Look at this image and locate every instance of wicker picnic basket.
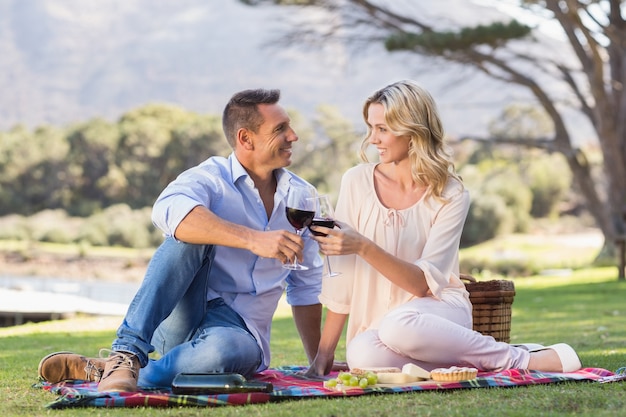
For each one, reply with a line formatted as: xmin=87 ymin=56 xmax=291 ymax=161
xmin=461 ymin=274 xmax=515 ymax=343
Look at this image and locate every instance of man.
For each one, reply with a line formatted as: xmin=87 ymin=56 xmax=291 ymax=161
xmin=38 ymin=89 xmax=324 ymax=392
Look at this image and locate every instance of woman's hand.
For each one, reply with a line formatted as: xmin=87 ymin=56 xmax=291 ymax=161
xmin=310 ymin=220 xmax=369 ymax=257
xmin=304 ymin=351 xmax=337 ymax=378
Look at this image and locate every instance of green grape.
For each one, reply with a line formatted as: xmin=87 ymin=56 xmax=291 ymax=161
xmin=338 ymin=372 xmax=352 ymax=382
xmin=366 ymin=372 xmax=378 ymax=385
xmin=330 ymin=371 xmax=380 ymax=389
xmin=323 ymin=379 xmax=338 ymax=389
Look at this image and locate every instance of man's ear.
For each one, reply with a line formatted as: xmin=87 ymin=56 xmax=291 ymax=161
xmin=237 ymin=128 xmax=254 ymax=150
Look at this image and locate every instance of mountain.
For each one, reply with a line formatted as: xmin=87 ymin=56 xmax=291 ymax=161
xmin=0 ymin=0 xmax=592 ymax=141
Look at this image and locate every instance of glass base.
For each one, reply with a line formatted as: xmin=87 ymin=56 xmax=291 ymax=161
xmin=282 ymin=263 xmax=309 ymax=271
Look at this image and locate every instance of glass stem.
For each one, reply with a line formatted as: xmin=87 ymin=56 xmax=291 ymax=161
xmin=325 ymin=256 xmax=334 ymax=276
xmin=291 ymin=229 xmax=302 ymax=268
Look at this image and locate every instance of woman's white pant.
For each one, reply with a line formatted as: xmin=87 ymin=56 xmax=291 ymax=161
xmin=346 ymin=297 xmax=529 ymax=371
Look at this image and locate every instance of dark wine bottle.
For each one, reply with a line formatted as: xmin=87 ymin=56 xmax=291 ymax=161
xmin=171 ymin=373 xmax=273 ymax=395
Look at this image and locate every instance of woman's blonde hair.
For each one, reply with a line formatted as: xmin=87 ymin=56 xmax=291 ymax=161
xmin=360 ymin=80 xmax=462 ymax=202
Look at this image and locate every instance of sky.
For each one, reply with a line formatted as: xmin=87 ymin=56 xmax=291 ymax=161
xmin=0 ymin=0 xmax=595 ymax=142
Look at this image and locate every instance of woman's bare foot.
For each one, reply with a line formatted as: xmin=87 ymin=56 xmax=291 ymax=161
xmin=527 ymin=343 xmax=582 ymax=373
xmin=528 ymin=349 xmax=563 ymax=372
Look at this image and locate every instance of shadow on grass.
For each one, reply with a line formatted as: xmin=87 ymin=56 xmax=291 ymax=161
xmin=509 ymin=278 xmax=626 ymax=372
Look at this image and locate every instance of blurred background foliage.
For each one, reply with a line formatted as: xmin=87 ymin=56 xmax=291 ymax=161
xmin=0 ymin=102 xmax=594 ymax=258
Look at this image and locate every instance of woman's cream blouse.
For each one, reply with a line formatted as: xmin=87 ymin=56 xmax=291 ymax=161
xmin=319 ymin=163 xmax=472 ymax=343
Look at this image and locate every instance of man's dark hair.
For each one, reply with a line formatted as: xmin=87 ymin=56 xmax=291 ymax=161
xmin=222 ymin=89 xmax=281 ymax=148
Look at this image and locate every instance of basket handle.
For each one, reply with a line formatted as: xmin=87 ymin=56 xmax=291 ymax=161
xmin=460 ymin=273 xmax=476 ymax=283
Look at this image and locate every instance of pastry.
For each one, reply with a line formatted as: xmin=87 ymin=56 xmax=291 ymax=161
xmin=430 ymin=366 xmax=478 ymax=382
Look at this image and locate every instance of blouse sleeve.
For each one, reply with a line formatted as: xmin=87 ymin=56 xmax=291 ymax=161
xmin=416 ymin=183 xmax=470 ymax=299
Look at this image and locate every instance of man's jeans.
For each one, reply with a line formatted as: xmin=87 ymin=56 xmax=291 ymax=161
xmin=111 ymin=237 xmax=262 ymax=388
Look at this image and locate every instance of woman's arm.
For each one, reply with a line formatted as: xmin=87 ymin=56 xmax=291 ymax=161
xmin=305 ymin=310 xmax=348 ymax=376
xmin=313 ymin=223 xmax=430 ymax=297
xmin=356 ymin=235 xmax=431 ymax=296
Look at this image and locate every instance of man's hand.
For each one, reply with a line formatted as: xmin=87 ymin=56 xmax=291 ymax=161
xmin=248 ymin=229 xmax=304 ymax=265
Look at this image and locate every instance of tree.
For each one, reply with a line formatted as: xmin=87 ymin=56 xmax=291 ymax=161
xmin=0 ymin=125 xmax=71 ymax=215
xmin=242 ymin=0 xmax=626 ymax=278
xmin=486 ymin=104 xmax=573 ymax=218
xmin=66 ymin=118 xmax=121 ymax=215
xmin=290 ymin=104 xmax=362 ymax=199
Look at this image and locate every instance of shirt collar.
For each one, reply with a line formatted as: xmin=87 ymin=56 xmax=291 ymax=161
xmin=229 ymin=153 xmax=249 ymax=183
xmin=228 ymin=152 xmax=292 ymax=190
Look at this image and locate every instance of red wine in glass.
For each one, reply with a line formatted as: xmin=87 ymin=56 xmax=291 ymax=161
xmin=283 ymin=185 xmax=316 ymax=270
xmin=286 ymin=208 xmax=315 ymax=231
xmin=309 ymin=218 xmax=335 ymax=237
xmin=311 ymin=195 xmax=341 ymax=277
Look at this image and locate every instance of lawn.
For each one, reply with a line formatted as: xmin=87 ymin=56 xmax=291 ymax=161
xmin=1 ymin=267 xmax=625 ymax=416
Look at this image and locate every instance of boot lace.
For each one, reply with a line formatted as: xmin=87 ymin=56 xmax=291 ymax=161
xmin=98 ymin=348 xmax=139 ymax=379
xmin=84 ymin=358 xmax=104 ymax=381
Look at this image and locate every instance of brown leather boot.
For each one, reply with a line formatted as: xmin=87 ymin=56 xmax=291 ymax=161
xmin=97 ymin=350 xmax=140 ymax=392
xmin=38 ymin=351 xmax=105 ymax=383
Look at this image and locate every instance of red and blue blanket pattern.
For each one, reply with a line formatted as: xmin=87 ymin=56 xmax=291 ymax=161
xmin=38 ymin=366 xmax=618 ymax=409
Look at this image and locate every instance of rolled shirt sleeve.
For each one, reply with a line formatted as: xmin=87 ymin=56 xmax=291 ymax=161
xmin=152 ymin=160 xmax=225 ymax=238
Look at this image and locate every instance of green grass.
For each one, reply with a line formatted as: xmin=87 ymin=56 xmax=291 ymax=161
xmin=1 ymin=268 xmax=625 ymax=416
xmin=459 ymin=230 xmax=606 ymax=277
xmin=0 ymin=239 xmax=154 ymax=259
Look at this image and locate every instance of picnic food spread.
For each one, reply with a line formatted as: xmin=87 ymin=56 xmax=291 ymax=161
xmin=324 ymin=363 xmax=478 ymax=390
xmin=324 ymin=370 xmax=379 ymax=389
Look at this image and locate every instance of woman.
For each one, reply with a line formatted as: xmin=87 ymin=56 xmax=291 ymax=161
xmin=307 ymin=80 xmax=581 ymax=377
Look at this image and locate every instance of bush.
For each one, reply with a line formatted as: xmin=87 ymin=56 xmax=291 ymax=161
xmin=459 ymin=160 xmax=535 ymax=246
xmin=0 ymin=206 xmax=162 ymax=249
xmin=28 ymin=209 xmax=82 ymax=243
xmin=79 ymin=204 xmax=158 ymax=248
xmin=39 ymin=228 xmax=74 ymax=244
xmin=461 ymin=194 xmax=509 ymax=246
xmin=0 ymin=214 xmax=30 ymax=240
xmin=106 ymin=205 xmax=158 ymax=248
xmin=527 ymin=154 xmax=572 ymax=218
xmin=78 ymin=218 xmax=110 ymax=246
xmin=481 ymin=168 xmax=532 ymax=233
xmin=460 ymin=257 xmax=540 ymax=277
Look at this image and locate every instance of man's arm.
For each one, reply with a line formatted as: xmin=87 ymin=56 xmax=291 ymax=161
xmin=291 ymin=303 xmax=323 ymax=364
xmin=174 ymin=205 xmax=304 ymax=263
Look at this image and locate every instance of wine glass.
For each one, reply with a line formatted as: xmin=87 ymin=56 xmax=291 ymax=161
xmin=309 ymin=195 xmax=341 ymax=277
xmin=283 ymin=185 xmax=316 ymax=270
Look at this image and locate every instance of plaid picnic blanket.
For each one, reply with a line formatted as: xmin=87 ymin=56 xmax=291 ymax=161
xmin=37 ymin=366 xmax=619 ymax=409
